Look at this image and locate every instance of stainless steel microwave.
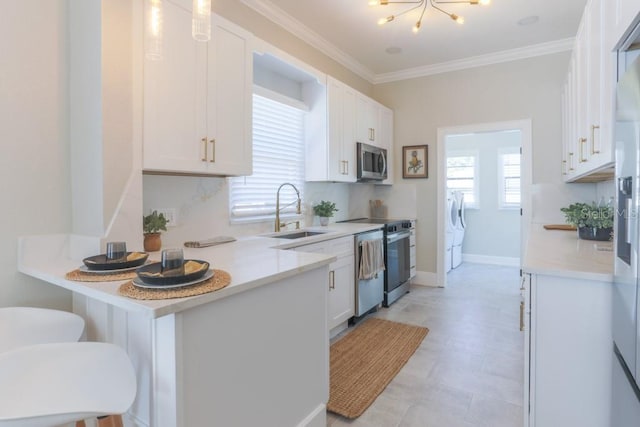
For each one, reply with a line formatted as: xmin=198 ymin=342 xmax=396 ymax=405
xmin=357 ymin=142 xmax=387 ymax=181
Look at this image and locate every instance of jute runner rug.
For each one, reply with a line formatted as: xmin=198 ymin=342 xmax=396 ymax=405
xmin=327 ymin=317 xmax=429 ymax=419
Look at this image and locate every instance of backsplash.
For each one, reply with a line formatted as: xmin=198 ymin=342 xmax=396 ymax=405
xmin=143 ymin=175 xmax=416 ymax=247
xmin=142 ymin=175 xmax=415 ymax=248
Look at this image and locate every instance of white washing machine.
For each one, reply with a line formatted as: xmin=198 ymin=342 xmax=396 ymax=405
xmin=452 ymin=191 xmax=465 ymax=269
xmin=445 ymin=191 xmax=457 ymax=273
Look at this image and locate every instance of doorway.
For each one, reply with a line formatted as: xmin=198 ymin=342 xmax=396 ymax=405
xmin=436 ymin=120 xmax=532 ymax=287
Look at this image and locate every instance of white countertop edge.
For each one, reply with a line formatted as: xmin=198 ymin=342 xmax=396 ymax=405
xmin=522 ymin=224 xmax=614 ymax=283
xmin=18 ymin=233 xmax=338 ymax=318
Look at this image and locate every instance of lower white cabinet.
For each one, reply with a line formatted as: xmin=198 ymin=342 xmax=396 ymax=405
xmin=291 ymin=235 xmax=355 ymax=334
xmin=522 ymin=272 xmax=612 ymax=427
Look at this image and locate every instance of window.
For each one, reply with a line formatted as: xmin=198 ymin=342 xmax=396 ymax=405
xmin=498 ymin=148 xmax=521 ymax=208
xmin=228 ymin=92 xmax=305 ymax=223
xmin=446 ymin=152 xmax=478 ymax=208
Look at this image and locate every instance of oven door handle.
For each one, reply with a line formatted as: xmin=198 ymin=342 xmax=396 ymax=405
xmin=386 ymin=230 xmax=410 ymax=244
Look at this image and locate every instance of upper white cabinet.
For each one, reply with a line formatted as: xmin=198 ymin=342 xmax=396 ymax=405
xmin=562 ymin=0 xmax=616 ymax=182
xmin=143 ymin=4 xmax=253 ymax=176
xmin=327 ymin=76 xmax=357 ymax=182
xmin=306 ymin=76 xmax=394 ymax=184
xmin=379 ymin=105 xmax=394 ymax=185
xmin=356 ymin=95 xmax=380 ymax=146
xmin=608 ymin=0 xmax=640 ymax=50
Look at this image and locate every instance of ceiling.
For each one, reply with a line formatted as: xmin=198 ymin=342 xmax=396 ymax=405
xmin=242 ymin=0 xmax=588 ymax=83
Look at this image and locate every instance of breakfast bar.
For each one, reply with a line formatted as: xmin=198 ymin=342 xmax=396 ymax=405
xmin=18 ymin=233 xmax=343 ymax=427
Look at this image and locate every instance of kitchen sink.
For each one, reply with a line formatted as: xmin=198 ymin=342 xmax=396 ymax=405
xmin=270 ymin=231 xmax=328 ymax=239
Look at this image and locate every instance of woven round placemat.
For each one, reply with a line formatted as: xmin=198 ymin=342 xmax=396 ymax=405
xmin=65 ymin=269 xmax=138 ymax=282
xmin=118 ymin=269 xmax=231 ymax=300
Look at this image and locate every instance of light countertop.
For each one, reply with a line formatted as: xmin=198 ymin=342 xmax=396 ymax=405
xmin=18 ymin=223 xmax=383 ymax=318
xmin=523 ymin=224 xmax=614 ymax=282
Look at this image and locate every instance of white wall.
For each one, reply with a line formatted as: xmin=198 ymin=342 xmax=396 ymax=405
xmin=373 ymin=52 xmax=599 ymax=274
xmin=0 ymin=1 xmax=72 ymax=308
xmin=447 ymin=131 xmax=521 ymax=258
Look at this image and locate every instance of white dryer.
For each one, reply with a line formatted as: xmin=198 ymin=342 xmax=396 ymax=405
xmin=452 ymin=191 xmax=465 ymax=269
xmin=445 ymin=191 xmax=457 ymax=273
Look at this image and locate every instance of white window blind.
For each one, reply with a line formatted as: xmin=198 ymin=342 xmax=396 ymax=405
xmin=499 ymin=149 xmax=521 ymax=208
xmin=447 ymin=154 xmax=478 ymax=208
xmin=229 ymin=93 xmax=305 ymax=223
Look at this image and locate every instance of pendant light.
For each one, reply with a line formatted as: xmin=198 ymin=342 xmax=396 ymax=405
xmin=145 ymin=0 xmax=163 ymax=60
xmin=192 ymin=0 xmax=212 ymax=42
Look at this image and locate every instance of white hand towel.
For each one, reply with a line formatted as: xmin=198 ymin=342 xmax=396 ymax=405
xmin=359 ymin=239 xmax=385 ymax=280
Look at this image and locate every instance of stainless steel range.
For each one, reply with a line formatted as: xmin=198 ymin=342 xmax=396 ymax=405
xmin=341 ymin=218 xmax=412 ymax=307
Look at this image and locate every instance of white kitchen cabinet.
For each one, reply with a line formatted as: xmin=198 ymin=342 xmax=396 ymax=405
xmin=305 ymin=77 xmax=357 ymax=183
xmin=379 ymin=105 xmax=394 ymax=185
xmin=562 ymin=0 xmax=616 ymax=181
xmin=522 ymin=272 xmax=612 ymax=427
xmin=306 ymin=77 xmax=394 ymax=184
xmin=291 ymin=235 xmax=355 ymax=335
xmin=327 ymin=77 xmax=357 ymax=182
xmin=143 ymin=4 xmax=252 ymax=176
xmin=356 ymin=94 xmax=380 ymax=146
xmin=609 ymin=0 xmax=640 ymax=50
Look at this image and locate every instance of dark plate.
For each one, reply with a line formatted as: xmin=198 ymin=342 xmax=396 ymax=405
xmin=135 ymin=260 xmax=210 ymax=286
xmin=82 ymin=252 xmax=149 ymax=271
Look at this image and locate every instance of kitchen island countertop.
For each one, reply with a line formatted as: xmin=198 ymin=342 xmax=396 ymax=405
xmin=523 ymin=223 xmax=614 ymax=282
xmin=18 ymin=223 xmax=383 ymax=318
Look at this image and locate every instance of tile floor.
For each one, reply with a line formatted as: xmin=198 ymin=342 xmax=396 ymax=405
xmin=327 ymin=262 xmax=524 ymax=427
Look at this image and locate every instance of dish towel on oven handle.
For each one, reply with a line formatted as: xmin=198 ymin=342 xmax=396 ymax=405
xmin=359 ymin=239 xmax=385 ymax=280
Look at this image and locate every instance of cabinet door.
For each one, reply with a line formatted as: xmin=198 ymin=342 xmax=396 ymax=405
xmin=143 ymin=0 xmax=208 ymax=174
xmin=356 ymin=95 xmax=379 ymax=145
xmin=206 ymin=16 xmax=253 ymax=176
xmin=611 ymin=0 xmax=640 ymax=49
xmin=326 ymin=78 xmax=356 ymax=182
xmin=328 ymin=252 xmax=355 ymax=330
xmin=379 ymin=106 xmax=394 ymax=185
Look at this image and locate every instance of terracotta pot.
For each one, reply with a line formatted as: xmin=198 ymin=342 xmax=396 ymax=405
xmin=143 ymin=233 xmax=162 ymax=252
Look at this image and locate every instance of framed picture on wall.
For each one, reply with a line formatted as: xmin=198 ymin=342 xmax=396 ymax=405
xmin=403 ymin=145 xmax=428 ymax=179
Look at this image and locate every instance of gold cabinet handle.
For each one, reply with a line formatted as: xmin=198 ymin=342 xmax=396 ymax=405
xmin=520 ymin=301 xmax=525 ymax=332
xmin=591 ymin=125 xmax=600 ymax=155
xmin=209 ymin=138 xmax=216 ymax=163
xmin=579 ymin=137 xmax=587 ymax=163
xmin=329 ymin=270 xmax=335 ymax=290
xmin=562 ymin=160 xmax=567 ymax=176
xmin=201 ymin=137 xmax=207 ymax=162
xmin=568 ymin=152 xmax=575 ymax=171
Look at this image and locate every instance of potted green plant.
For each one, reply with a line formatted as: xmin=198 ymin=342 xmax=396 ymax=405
xmin=313 ymin=200 xmax=338 ymax=226
xmin=560 ymin=202 xmax=613 ymax=241
xmin=143 ymin=210 xmax=168 ymax=251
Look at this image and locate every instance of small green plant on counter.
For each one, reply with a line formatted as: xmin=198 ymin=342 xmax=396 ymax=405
xmin=143 ymin=210 xmax=168 ymax=234
xmin=560 ymin=202 xmax=614 ymax=229
xmin=313 ymin=200 xmax=339 ymax=218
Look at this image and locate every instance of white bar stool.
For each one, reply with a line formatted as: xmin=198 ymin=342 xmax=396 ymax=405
xmin=0 ymin=342 xmax=137 ymax=427
xmin=0 ymin=307 xmax=85 ymax=353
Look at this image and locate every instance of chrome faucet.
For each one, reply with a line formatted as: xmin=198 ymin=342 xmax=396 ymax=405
xmin=275 ymin=183 xmax=301 ymax=232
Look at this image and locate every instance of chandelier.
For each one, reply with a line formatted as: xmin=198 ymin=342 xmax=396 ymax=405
xmin=369 ymin=0 xmax=490 ymax=33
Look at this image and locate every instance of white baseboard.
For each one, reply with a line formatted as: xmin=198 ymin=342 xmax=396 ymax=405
xmin=462 ymin=254 xmax=520 ymax=267
xmin=297 ymin=403 xmax=326 ymax=427
xmin=411 ymin=271 xmax=439 ymax=287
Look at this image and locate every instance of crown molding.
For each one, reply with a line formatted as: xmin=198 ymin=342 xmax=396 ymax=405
xmin=372 ymin=38 xmax=575 ymax=84
xmin=240 ymin=0 xmax=574 ymax=86
xmin=241 ymin=0 xmax=376 ymax=83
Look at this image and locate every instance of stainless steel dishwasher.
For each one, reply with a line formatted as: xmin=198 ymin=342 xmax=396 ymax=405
xmin=354 ymin=229 xmax=385 ymax=317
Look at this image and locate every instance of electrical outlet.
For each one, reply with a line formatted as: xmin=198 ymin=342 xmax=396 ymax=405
xmin=154 ymin=208 xmax=177 ymax=227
